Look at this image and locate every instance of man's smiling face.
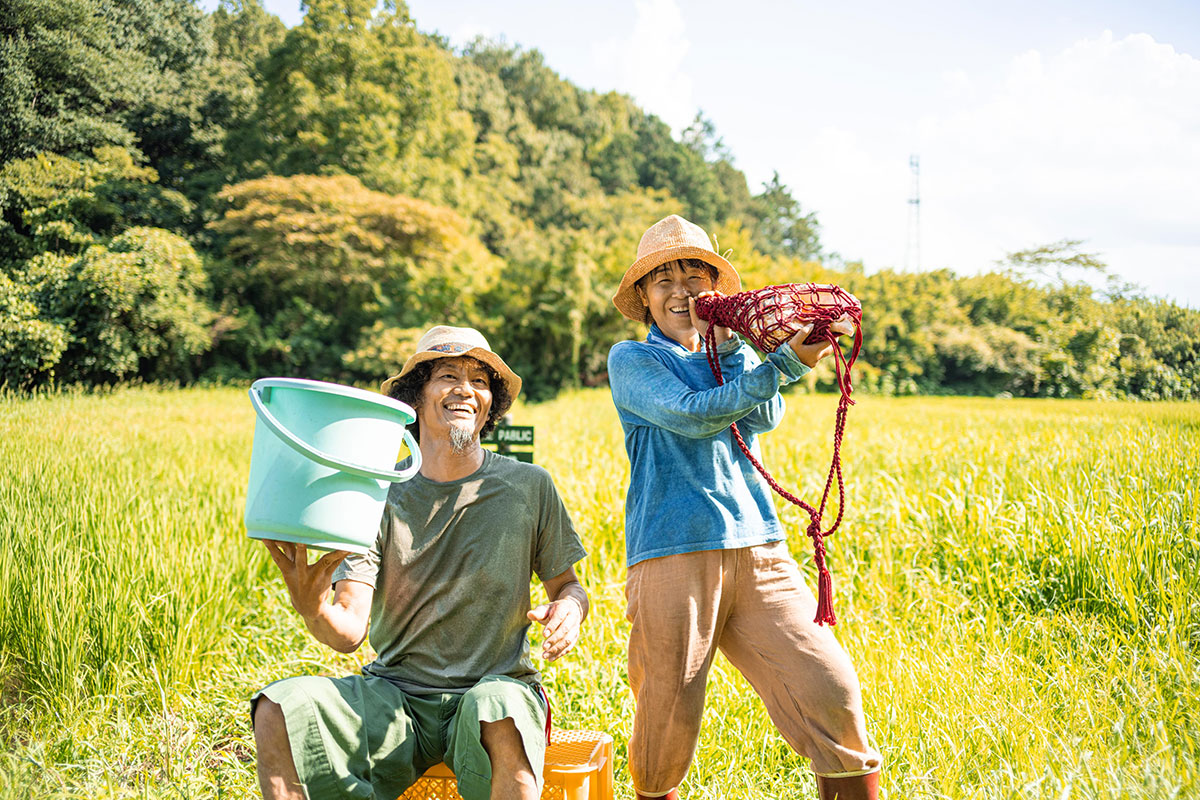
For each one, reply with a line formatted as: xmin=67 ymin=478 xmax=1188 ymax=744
xmin=415 ymin=356 xmax=493 ymax=451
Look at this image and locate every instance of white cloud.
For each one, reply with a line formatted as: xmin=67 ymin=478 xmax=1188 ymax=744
xmin=591 ymin=0 xmax=695 ymax=132
xmin=446 ymin=23 xmax=497 ymax=47
xmin=940 ymin=67 xmax=971 ymax=96
xmin=261 ymin=0 xmax=303 ymax=28
xmin=783 ymin=31 xmax=1200 ymax=306
xmin=912 ymin=31 xmax=1200 ymax=303
xmin=791 ymin=127 xmax=912 ymax=268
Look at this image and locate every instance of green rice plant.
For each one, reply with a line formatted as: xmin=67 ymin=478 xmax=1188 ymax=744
xmin=1 ymin=388 xmax=1196 ymax=798
xmin=0 ymin=388 xmax=265 ymax=712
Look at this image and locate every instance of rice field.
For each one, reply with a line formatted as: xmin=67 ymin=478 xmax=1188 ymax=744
xmin=1 ymin=386 xmax=1197 ymax=799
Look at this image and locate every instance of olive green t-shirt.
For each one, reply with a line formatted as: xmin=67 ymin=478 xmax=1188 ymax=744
xmin=332 ymin=450 xmax=586 ymax=694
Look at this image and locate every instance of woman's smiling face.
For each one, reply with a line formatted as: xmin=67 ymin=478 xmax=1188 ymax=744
xmin=637 ymin=260 xmax=717 ymax=346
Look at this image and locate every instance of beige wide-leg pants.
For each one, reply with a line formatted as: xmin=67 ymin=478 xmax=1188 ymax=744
xmin=625 ymin=541 xmax=882 ymax=795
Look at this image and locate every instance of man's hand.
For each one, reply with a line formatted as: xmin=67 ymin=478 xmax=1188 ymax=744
xmin=689 ymin=291 xmax=731 ymax=347
xmin=787 ymin=314 xmax=856 ymax=368
xmin=263 ymin=540 xmax=349 ymax=622
xmin=529 ymin=566 xmax=588 ymax=662
xmin=527 ymin=596 xmax=584 ymax=662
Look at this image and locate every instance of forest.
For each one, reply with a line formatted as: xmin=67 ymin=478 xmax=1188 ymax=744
xmin=2 ymin=0 xmax=1197 ymax=400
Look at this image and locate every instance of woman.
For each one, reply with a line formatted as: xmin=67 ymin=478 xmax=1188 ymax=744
xmin=607 ymin=215 xmax=882 ymax=799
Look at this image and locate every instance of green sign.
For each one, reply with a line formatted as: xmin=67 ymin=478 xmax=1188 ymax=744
xmin=483 ymin=425 xmax=534 ymax=445
xmin=482 ymin=424 xmax=534 ymax=464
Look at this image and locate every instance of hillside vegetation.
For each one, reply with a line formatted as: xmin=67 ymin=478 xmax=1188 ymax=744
xmin=1 ymin=0 xmax=1196 ymax=399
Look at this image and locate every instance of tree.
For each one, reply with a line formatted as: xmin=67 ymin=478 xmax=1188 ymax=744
xmin=0 ymin=0 xmax=284 ymax=236
xmin=0 ymin=269 xmax=68 ymax=388
xmin=54 ymin=228 xmax=212 ymax=384
xmin=0 ymin=147 xmax=192 ymax=266
xmin=1110 ymin=297 xmax=1200 ymax=400
xmin=681 ymin=112 xmax=755 ymax=228
xmin=633 ymin=114 xmax=724 ymax=227
xmin=129 ymin=0 xmax=290 ymax=225
xmin=0 ymin=0 xmax=143 ymax=163
xmin=211 ymin=0 xmax=286 ymax=67
xmin=0 ymin=146 xmax=211 ymax=388
xmin=993 ymin=241 xmax=1120 ymax=397
xmin=251 ymin=0 xmax=474 ymax=206
xmin=2 ymin=228 xmax=211 ymax=388
xmin=208 ymin=173 xmax=499 ymax=379
xmin=457 ymin=40 xmax=604 ymax=230
xmin=751 ymin=171 xmax=822 ymax=260
xmin=1001 ymin=239 xmax=1109 ymax=286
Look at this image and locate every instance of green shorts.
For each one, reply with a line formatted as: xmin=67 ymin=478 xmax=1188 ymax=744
xmin=251 ymin=673 xmax=548 ymax=800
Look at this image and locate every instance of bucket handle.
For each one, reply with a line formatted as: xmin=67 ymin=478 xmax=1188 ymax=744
xmin=249 ymin=385 xmax=422 ymax=483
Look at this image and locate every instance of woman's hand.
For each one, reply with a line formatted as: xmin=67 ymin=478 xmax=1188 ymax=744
xmin=787 ymin=314 xmax=856 ymax=368
xmin=264 ymin=540 xmax=349 ymax=622
xmin=688 ymin=291 xmax=731 ymax=348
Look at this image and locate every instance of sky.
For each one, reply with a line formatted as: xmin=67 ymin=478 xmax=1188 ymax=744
xmin=204 ymin=0 xmax=1200 ymax=308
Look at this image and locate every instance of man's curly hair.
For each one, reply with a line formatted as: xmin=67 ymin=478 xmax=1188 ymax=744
xmin=385 ymin=357 xmax=512 ymax=443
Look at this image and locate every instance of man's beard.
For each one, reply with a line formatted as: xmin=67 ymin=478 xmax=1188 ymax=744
xmin=448 ymin=422 xmax=476 ymax=454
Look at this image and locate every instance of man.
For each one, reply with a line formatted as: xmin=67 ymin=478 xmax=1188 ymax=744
xmin=252 ymin=325 xmax=589 ymax=800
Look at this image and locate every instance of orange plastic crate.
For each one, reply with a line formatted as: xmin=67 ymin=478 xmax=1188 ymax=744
xmin=398 ymin=729 xmax=614 ymax=800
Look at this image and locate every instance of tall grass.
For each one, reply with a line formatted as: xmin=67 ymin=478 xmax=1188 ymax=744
xmin=1 ymin=387 xmax=1196 ymax=798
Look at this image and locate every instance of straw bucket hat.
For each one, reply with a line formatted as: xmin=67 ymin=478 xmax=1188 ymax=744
xmin=612 ymin=214 xmax=742 ymax=322
xmin=380 ymin=325 xmax=522 ymax=407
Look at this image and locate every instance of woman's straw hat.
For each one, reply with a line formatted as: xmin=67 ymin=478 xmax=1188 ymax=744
xmin=380 ymin=325 xmax=522 ymax=407
xmin=612 ymin=214 xmax=742 ymax=322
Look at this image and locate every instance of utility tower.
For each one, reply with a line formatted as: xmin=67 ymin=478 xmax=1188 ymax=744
xmin=905 ymin=154 xmax=921 ymax=271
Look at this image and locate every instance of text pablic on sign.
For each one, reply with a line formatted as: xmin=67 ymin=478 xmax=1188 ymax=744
xmin=488 ymin=426 xmax=533 ymax=445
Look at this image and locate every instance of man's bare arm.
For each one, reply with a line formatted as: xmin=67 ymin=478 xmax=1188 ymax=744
xmin=263 ymin=541 xmax=373 ymax=653
xmin=301 ymin=578 xmax=372 ymax=652
xmin=528 ymin=566 xmax=588 ymax=662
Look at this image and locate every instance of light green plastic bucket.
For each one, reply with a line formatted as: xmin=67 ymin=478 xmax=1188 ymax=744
xmin=245 ymin=377 xmax=422 ymax=554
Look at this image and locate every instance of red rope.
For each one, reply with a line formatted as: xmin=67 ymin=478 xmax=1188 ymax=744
xmin=694 ymin=284 xmax=863 ymax=626
xmin=538 ymin=684 xmax=552 ymax=741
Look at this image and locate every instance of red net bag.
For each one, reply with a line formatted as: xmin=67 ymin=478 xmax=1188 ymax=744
xmin=694 ymin=283 xmax=863 ymax=625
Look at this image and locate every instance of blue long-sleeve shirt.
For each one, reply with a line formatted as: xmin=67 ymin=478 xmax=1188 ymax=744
xmin=608 ymin=325 xmax=811 ymax=566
